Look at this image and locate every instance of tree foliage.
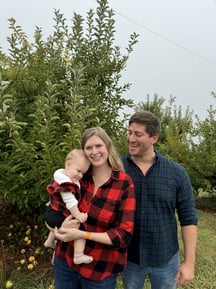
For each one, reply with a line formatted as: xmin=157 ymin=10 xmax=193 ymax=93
xmin=0 ymin=0 xmax=215 ymax=215
xmin=193 ymin=105 xmax=216 ymax=190
xmin=0 ymin=0 xmax=138 ymax=213
xmin=133 ymin=94 xmax=216 ymax=192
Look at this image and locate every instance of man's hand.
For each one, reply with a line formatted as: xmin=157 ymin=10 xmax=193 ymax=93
xmin=175 ymin=262 xmax=195 ymax=286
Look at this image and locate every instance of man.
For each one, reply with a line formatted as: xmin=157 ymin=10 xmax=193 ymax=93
xmin=121 ymin=111 xmax=198 ymax=289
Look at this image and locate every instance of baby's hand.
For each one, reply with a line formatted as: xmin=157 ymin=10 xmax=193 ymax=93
xmin=62 ymin=215 xmax=80 ymax=229
xmin=76 ymin=212 xmax=88 ymax=223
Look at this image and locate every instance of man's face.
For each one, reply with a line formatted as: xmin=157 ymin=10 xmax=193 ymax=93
xmin=126 ymin=122 xmax=158 ymax=157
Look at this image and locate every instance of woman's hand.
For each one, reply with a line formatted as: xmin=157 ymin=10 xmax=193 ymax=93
xmin=61 ymin=215 xmax=80 ymax=229
xmin=54 ymin=227 xmax=83 ymax=242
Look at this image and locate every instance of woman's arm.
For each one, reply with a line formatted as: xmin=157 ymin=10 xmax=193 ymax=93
xmin=54 ymin=226 xmax=112 ymax=245
xmin=55 ymin=215 xmax=112 ymax=245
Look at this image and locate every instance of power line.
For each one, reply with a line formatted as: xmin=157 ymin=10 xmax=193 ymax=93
xmin=114 ymin=10 xmax=216 ymax=68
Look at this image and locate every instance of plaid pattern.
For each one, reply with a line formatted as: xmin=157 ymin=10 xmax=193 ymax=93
xmin=55 ymin=169 xmax=135 ymax=280
xmin=47 ymin=179 xmax=80 ymax=218
xmin=122 ymin=152 xmax=198 ymax=267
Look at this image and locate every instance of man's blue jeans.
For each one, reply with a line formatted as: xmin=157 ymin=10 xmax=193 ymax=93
xmin=121 ymin=252 xmax=179 ymax=289
xmin=54 ymin=255 xmax=117 ymax=289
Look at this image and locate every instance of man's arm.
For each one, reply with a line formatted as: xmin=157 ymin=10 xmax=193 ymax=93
xmin=176 ymin=224 xmax=197 ymax=286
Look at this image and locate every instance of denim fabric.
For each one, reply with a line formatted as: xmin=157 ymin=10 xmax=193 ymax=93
xmin=121 ymin=252 xmax=179 ymax=289
xmin=54 ymin=256 xmax=117 ymax=289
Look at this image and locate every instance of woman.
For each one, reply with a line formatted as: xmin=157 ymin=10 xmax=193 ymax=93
xmin=54 ymin=127 xmax=136 ymax=289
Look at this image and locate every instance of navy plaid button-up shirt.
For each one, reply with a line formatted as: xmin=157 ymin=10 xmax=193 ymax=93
xmin=122 ymin=152 xmax=198 ymax=267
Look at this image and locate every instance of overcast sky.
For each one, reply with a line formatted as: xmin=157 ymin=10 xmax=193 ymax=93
xmin=1 ymin=0 xmax=216 ymax=119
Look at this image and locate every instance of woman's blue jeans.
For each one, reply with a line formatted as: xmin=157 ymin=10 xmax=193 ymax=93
xmin=54 ymin=255 xmax=117 ymax=289
xmin=121 ymin=252 xmax=179 ymax=289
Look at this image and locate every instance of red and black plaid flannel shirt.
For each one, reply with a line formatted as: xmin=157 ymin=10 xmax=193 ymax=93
xmin=55 ymin=169 xmax=135 ymax=280
xmin=47 ymin=179 xmax=80 ymax=217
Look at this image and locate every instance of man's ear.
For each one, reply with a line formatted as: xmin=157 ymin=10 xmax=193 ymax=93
xmin=151 ymin=134 xmax=159 ymax=145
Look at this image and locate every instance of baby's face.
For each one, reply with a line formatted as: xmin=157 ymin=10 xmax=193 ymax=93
xmin=67 ymin=159 xmax=90 ymax=181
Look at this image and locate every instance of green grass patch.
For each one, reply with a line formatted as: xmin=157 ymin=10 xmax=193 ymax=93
xmin=1 ymin=209 xmax=215 ymax=289
xmin=117 ymin=209 xmax=216 ymax=289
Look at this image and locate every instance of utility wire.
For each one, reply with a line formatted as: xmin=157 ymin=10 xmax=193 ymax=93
xmin=114 ymin=10 xmax=216 ymax=68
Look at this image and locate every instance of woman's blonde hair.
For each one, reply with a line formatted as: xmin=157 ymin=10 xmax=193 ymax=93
xmin=81 ymin=127 xmax=124 ymax=171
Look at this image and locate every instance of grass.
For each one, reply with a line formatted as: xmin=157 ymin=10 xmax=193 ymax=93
xmin=0 ymin=204 xmax=216 ymax=289
xmin=116 ymin=209 xmax=216 ymax=289
xmin=188 ymin=209 xmax=216 ymax=289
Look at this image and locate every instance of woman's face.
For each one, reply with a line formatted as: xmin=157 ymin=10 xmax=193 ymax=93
xmin=83 ymin=135 xmax=109 ymax=167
